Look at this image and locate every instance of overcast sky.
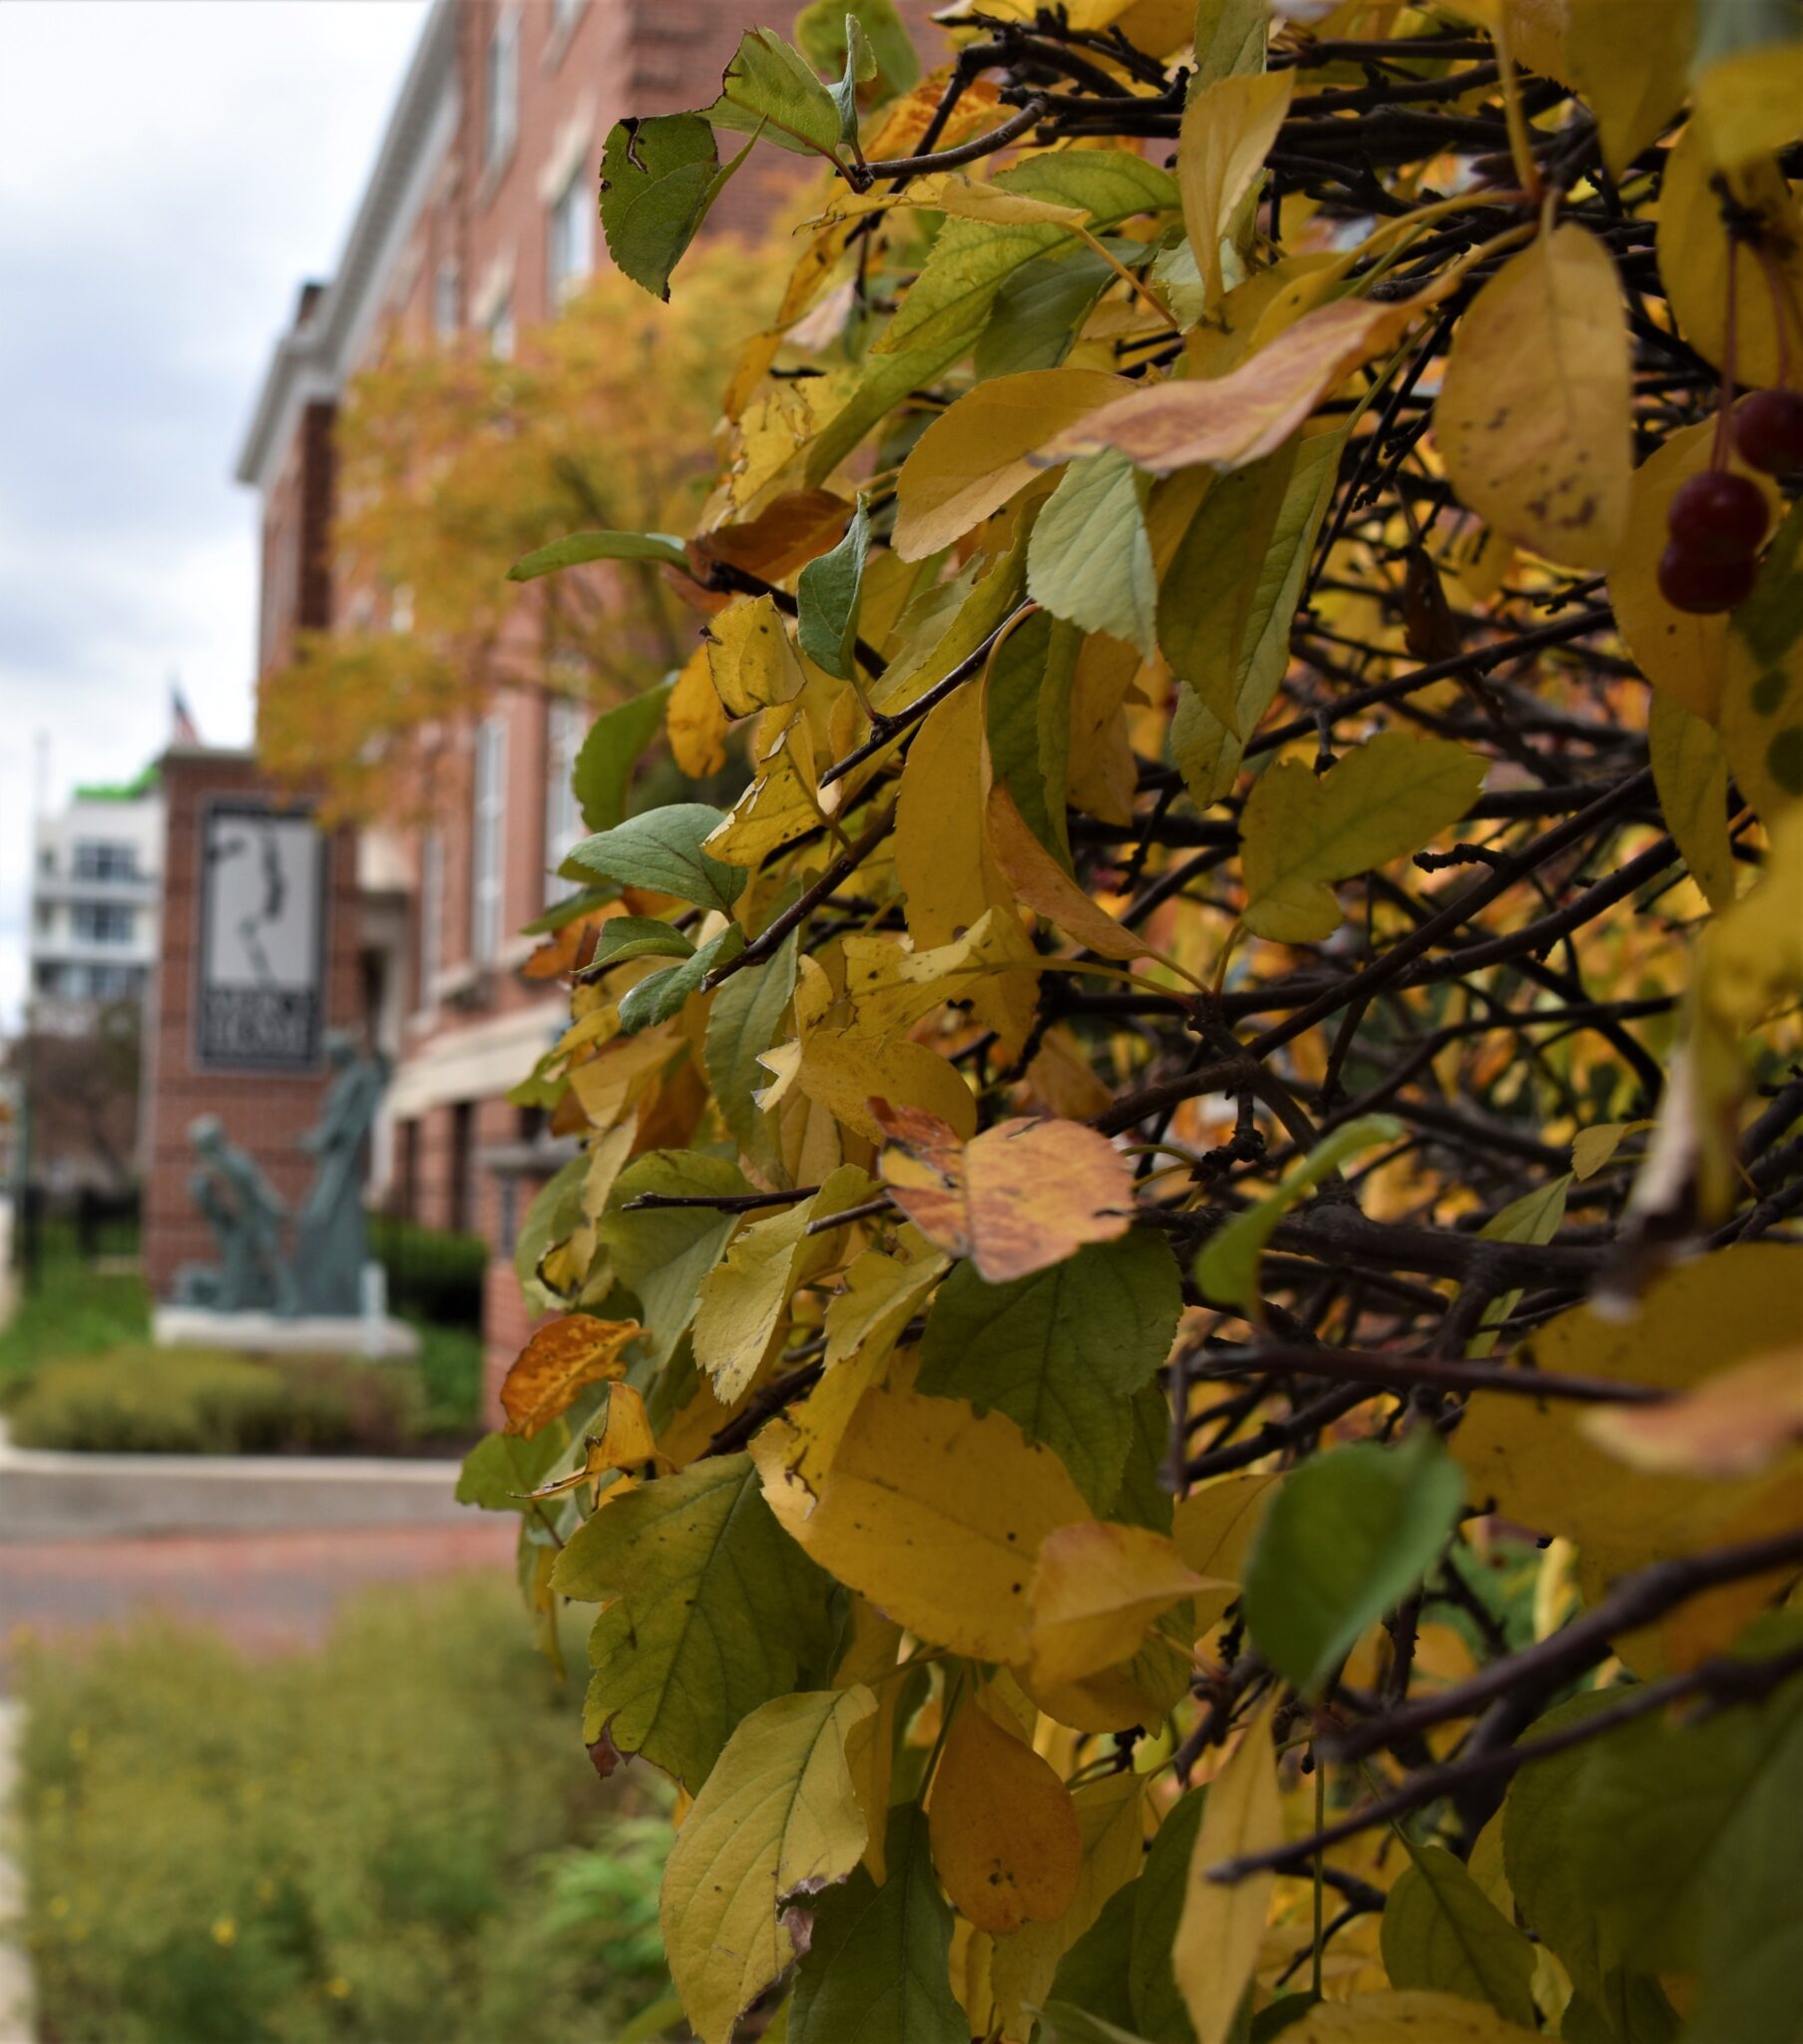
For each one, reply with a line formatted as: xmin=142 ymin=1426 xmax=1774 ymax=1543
xmin=0 ymin=0 xmax=430 ymax=1028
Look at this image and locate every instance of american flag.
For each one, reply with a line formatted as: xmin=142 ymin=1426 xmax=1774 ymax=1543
xmin=170 ymin=681 xmax=201 ymax=747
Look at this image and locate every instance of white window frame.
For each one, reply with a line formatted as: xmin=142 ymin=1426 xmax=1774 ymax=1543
xmin=485 ymin=291 xmax=516 ymax=361
xmin=418 ymin=828 xmax=443 ymax=1008
xmin=471 ymin=715 xmax=508 ymax=964
xmin=544 ymin=698 xmax=587 ymax=905
xmin=547 ymin=163 xmax=594 ymax=310
xmin=484 ymin=9 xmax=519 ymax=178
xmin=432 ymin=257 xmax=460 ymax=341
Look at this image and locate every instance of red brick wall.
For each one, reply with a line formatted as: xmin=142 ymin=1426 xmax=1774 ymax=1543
xmin=141 ymin=753 xmax=363 ymax=1301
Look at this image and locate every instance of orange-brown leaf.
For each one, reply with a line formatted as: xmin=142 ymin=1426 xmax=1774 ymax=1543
xmin=500 ymin=1315 xmax=643 ymax=1437
xmin=928 ymin=1701 xmax=1082 ymax=1935
xmin=1581 ymin=1347 xmax=1803 ymax=1479
xmin=873 ymin=1101 xmax=1134 ymax=1282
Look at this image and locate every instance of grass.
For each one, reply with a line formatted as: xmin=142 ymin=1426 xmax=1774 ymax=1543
xmin=15 ymin=1576 xmax=685 ymax=2044
xmin=0 ymin=1233 xmax=150 ymax=1380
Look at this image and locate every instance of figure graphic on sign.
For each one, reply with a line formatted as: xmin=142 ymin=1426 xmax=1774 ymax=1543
xmin=174 ymin=1115 xmax=299 ymax=1315
xmin=207 ymin=816 xmax=287 ymax=986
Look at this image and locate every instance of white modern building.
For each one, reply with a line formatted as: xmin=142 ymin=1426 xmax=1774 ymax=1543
xmin=28 ymin=768 xmax=165 ymax=1032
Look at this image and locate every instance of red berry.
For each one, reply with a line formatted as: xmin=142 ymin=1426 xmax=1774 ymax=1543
xmin=1734 ymin=387 xmax=1803 ymax=476
xmin=1666 ymin=469 xmax=1769 ymax=561
xmin=1657 ymin=541 xmax=1760 ymax=615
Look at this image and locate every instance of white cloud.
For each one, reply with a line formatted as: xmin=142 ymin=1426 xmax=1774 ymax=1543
xmin=0 ymin=0 xmax=429 ymax=1032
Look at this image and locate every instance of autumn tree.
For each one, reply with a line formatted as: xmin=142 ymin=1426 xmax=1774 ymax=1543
xmin=258 ymin=240 xmax=775 ymax=817
xmin=460 ymin=3 xmax=1803 ymax=2040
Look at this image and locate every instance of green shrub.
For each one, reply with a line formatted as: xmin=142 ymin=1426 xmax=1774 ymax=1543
xmin=4 ymin=1347 xmax=426 ymax=1455
xmin=15 ymin=1577 xmax=679 ymax=2043
xmin=406 ymin=1316 xmax=486 ymax=1437
xmin=0 ymin=1233 xmax=149 ymax=1381
xmin=369 ymin=1215 xmax=489 ymax=1328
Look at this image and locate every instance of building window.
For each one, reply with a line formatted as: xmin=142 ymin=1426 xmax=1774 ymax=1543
xmin=71 ymin=902 xmax=135 ymax=946
xmin=484 ymin=10 xmax=519 ymax=177
xmin=450 ymin=1100 xmax=476 ymax=1235
xmin=543 ymin=697 xmax=587 ymax=905
xmin=548 ymin=165 xmax=594 ymax=310
xmin=484 ymin=291 xmax=515 ymax=360
xmin=418 ymin=828 xmax=443 ymax=1007
xmin=433 ymin=257 xmax=460 ymax=340
xmin=72 ymin=841 xmax=138 ymax=882
xmin=471 ymin=715 xmax=508 ymax=964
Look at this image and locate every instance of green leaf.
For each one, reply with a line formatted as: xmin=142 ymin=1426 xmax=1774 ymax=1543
xmin=600 ymin=1150 xmax=753 ymax=1359
xmin=916 ymin=1232 xmax=1184 ymax=1511
xmin=705 ymin=927 xmax=800 ymax=1182
xmin=977 ymin=244 xmax=1118 ymax=380
xmin=553 ymin=1453 xmax=837 ymax=1789
xmin=1238 ymin=734 xmax=1489 ymax=942
xmin=568 ymin=802 xmax=746 ymax=912
xmin=508 ymin=528 xmax=688 ymax=580
xmin=709 ymin=27 xmax=846 ymax=161
xmin=1240 ymin=1431 xmax=1465 ymax=1695
xmin=1462 ymin=1175 xmax=1572 ymax=1358
xmin=513 ymin=1153 xmax=589 ymax=1307
xmin=827 ymin=15 xmax=875 ymax=151
xmin=795 ymin=0 xmax=920 ymax=103
xmin=617 ymin=923 xmax=746 ymax=1035
xmin=660 ymin=1686 xmax=875 ymax=2044
xmin=1041 ymin=2006 xmax=1160 ymax=2044
xmin=1158 ymin=431 xmax=1345 ymax=741
xmin=1169 ymin=680 xmax=1245 ymax=812
xmin=455 ymin=1423 xmax=571 ymax=1511
xmin=1195 ymin=1114 xmax=1404 ymax=1320
xmin=1569 ymin=1620 xmax=1803 ymax=2044
xmin=586 ymin=915 xmax=696 ymax=970
xmin=797 ymin=499 xmax=870 ymax=681
xmin=1380 ymin=1843 xmax=1539 ymax=2027
xmin=1114 ymin=1377 xmax=1177 ymax=1535
xmin=789 ymin=1803 xmax=965 ymax=2044
xmin=1052 ymin=1878 xmax=1142 ymax=2033
xmin=1129 ymin=1786 xmax=1205 ymax=2042
xmin=987 ymin=609 xmax=1081 ymax=868
xmin=1029 ymin=449 xmax=1159 ymax=660
xmin=599 ymin=115 xmax=740 ymax=301
xmin=1248 ymin=1997 xmax=1318 ymax=2042
xmin=1191 ymin=0 xmax=1269 ymax=89
xmin=572 ymin=681 xmax=675 ymax=833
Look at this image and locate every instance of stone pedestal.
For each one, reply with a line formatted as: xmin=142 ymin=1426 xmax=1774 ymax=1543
xmin=151 ymin=1305 xmax=419 ymax=1359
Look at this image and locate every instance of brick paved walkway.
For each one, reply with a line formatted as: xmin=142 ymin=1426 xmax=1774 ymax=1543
xmin=0 ymin=1519 xmax=516 ymax=1681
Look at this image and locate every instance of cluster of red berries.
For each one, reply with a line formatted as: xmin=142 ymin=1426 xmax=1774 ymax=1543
xmin=1658 ymin=388 xmax=1803 ymax=615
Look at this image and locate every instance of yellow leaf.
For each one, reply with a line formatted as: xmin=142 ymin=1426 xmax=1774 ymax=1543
xmin=703 ymin=717 xmax=826 ymax=868
xmin=1570 ymin=1119 xmax=1654 ymax=1182
xmin=568 ymin=1029 xmax=679 ymax=1132
xmin=1028 ymin=1521 xmax=1217 ymax=1689
xmin=1172 ymin=1468 xmax=1283 ymax=1632
xmin=1610 ymin=419 xmax=1786 ymax=723
xmin=1239 ymin=735 xmax=1488 ymax=942
xmin=1454 ymin=1245 xmax=1803 ymax=1590
xmin=1045 ymin=292 xmax=1428 ymax=474
xmin=499 ymin=1314 xmax=642 ymax=1437
xmin=1720 ymin=509 xmax=1803 ymax=824
xmin=659 ymin=1686 xmax=875 ymax=2044
xmin=874 ymin=1101 xmax=1135 ymax=1281
xmin=1173 ymin=1695 xmax=1284 ymax=2044
xmin=826 ymin=1229 xmax=951 ymax=1371
xmin=842 ymin=907 xmax=1043 ymax=1050
xmin=894 ymin=368 xmax=1128 ymax=562
xmin=1656 ymin=125 xmax=1803 ymax=389
xmin=929 ymin=1699 xmax=1083 ymax=1934
xmin=1648 ymin=694 xmax=1738 ymax=912
xmin=896 ymin=680 xmax=1013 ymax=951
xmin=1581 ymin=1346 xmax=1803 ymax=1478
xmin=1178 ymin=69 xmax=1295 ymax=303
xmin=1279 ymin=1990 xmax=1546 ymax=2042
xmin=693 ymin=1164 xmax=872 ymax=1403
xmin=1436 ymin=225 xmax=1631 ymax=570
xmin=1567 ymin=0 xmax=1693 ymax=178
xmin=987 ymin=779 xmax=1150 ymax=962
xmin=1694 ymin=35 xmax=1803 ymax=173
xmin=751 ymin=1382 xmax=1092 ymax=1662
xmin=1700 ymin=804 xmax=1803 ymax=1034
xmin=666 ymin=637 xmax=731 ymax=772
xmin=797 ymin=1025 xmax=978 ymax=1144
xmin=704 ymin=594 xmax=807 ymax=718
xmin=515 ymin=1384 xmax=665 ymax=1498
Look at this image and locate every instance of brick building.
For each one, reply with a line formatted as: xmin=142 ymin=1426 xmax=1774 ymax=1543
xmin=234 ymin=0 xmax=894 ymax=1388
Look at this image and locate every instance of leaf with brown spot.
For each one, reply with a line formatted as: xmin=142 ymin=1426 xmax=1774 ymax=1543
xmin=873 ymin=1101 xmax=1135 ymax=1281
xmin=929 ymin=1698 xmax=1083 ymax=1935
xmin=500 ymin=1314 xmax=643 ymax=1437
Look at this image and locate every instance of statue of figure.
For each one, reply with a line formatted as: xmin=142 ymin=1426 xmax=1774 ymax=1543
xmin=182 ymin=1115 xmax=298 ymax=1314
xmin=293 ymin=1032 xmax=388 ymax=1316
